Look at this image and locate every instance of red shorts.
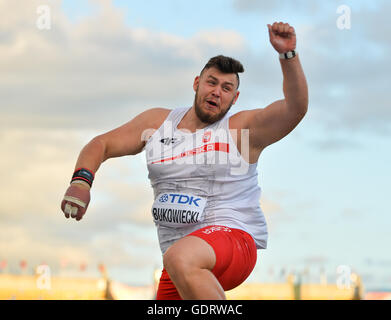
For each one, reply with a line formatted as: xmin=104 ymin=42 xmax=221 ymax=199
xmin=156 ymin=225 xmax=257 ymax=300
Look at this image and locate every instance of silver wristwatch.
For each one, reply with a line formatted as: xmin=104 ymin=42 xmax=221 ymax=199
xmin=279 ymin=50 xmax=297 ymax=59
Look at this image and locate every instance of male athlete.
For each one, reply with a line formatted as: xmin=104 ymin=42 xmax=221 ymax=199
xmin=61 ymin=22 xmax=308 ymax=300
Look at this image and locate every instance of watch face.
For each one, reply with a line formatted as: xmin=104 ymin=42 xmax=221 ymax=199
xmin=280 ymin=50 xmax=296 ymax=59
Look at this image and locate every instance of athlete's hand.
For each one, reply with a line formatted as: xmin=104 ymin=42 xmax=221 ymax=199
xmin=61 ymin=182 xmax=91 ymax=221
xmin=267 ymin=22 xmax=296 ymax=53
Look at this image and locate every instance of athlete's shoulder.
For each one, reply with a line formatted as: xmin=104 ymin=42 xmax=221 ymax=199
xmin=139 ymin=107 xmax=172 ymax=128
xmin=228 ymin=109 xmax=253 ymax=129
xmin=144 ymin=107 xmax=172 ymax=118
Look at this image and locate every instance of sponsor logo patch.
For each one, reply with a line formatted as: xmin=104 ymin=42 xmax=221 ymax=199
xmin=152 ymin=193 xmax=207 ymax=227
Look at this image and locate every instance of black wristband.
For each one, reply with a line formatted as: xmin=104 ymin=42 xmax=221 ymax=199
xmin=71 ymin=168 xmax=94 ymax=187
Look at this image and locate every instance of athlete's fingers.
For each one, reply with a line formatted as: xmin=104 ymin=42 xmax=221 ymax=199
xmin=267 ymin=24 xmax=274 ymax=39
xmin=270 ymin=22 xmax=293 ymax=36
xmin=62 ymin=200 xmax=84 ymax=220
xmin=63 ymin=200 xmax=86 ymax=221
xmin=64 ymin=203 xmax=71 ymax=214
xmin=271 ymin=22 xmax=278 ymax=33
xmin=64 ymin=202 xmax=78 ymax=218
xmin=276 ymin=22 xmax=284 ymax=33
xmin=61 ymin=200 xmax=70 ymax=218
xmin=75 ymin=205 xmax=87 ymax=221
xmin=70 ymin=205 xmax=78 ymax=218
xmin=61 ymin=199 xmax=82 ymax=219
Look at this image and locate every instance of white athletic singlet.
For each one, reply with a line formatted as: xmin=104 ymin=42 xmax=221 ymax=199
xmin=145 ymin=107 xmax=268 ymax=254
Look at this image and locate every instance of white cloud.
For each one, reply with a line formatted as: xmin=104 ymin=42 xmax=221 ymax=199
xmin=0 ymin=126 xmax=160 ymax=282
xmin=232 ymin=1 xmax=391 ymax=134
xmin=1 ymin=0 xmax=390 ymax=134
xmin=0 ymin=0 xmax=248 ymax=131
xmin=0 ymin=128 xmax=88 ymax=218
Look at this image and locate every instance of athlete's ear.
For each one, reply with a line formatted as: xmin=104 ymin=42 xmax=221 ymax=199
xmin=193 ymin=76 xmax=200 ymax=92
xmin=232 ymin=90 xmax=240 ymax=105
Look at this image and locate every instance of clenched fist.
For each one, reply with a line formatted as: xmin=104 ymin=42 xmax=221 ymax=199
xmin=267 ymin=22 xmax=296 ymax=54
xmin=61 ymin=182 xmax=91 ymax=221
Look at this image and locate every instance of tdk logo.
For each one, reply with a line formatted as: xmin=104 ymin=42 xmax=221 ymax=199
xmin=158 ymin=194 xmax=201 ymax=207
xmin=159 ymin=194 xmax=169 ymax=202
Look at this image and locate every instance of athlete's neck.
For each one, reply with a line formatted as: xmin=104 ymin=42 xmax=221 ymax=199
xmin=177 ymin=106 xmax=210 ymax=133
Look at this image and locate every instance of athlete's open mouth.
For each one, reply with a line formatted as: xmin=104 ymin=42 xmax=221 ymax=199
xmin=206 ymin=100 xmax=218 ymax=108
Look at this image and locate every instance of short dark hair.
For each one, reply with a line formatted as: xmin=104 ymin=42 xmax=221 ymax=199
xmin=200 ymin=55 xmax=244 ymax=89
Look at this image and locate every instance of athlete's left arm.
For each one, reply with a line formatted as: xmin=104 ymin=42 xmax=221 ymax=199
xmin=244 ymin=22 xmax=308 ymax=150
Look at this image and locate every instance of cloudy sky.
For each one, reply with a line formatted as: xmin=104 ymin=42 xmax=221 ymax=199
xmin=1 ymin=0 xmax=390 ymax=291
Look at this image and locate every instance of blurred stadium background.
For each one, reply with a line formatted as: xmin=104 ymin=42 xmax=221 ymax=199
xmin=1 ymin=260 xmax=389 ymax=300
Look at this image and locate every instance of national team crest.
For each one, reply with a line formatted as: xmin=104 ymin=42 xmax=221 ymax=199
xmin=202 ymin=131 xmax=211 ymax=143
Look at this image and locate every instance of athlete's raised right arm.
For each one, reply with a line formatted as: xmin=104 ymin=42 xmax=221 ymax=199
xmin=60 ymin=108 xmax=170 ymax=221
